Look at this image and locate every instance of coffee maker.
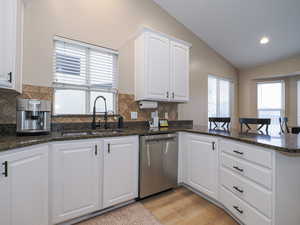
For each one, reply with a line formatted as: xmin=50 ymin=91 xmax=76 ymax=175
xmin=16 ymin=99 xmax=51 ymax=135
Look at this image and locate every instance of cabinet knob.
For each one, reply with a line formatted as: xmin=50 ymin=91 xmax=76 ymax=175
xmin=166 ymin=92 xmax=169 ymax=98
xmin=108 ymin=143 xmax=111 ymax=153
xmin=172 ymin=92 xmax=175 ymax=99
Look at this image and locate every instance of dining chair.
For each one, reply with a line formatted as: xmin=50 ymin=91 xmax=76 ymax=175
xmin=279 ymin=117 xmax=290 ymax=133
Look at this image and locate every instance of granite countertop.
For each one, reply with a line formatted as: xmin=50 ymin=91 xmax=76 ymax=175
xmin=0 ymin=126 xmax=300 ymax=154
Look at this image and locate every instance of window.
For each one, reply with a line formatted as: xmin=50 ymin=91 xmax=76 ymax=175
xmin=53 ymin=37 xmax=118 ymax=115
xmin=208 ymin=75 xmax=232 ymax=118
xmin=297 ymin=80 xmax=300 ymax=126
xmin=257 ymin=81 xmax=285 ymax=132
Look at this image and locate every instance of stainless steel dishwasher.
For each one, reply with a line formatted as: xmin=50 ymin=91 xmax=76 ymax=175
xmin=139 ymin=133 xmax=178 ymax=198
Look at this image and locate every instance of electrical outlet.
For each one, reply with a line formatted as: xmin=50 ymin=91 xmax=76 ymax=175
xmin=131 ymin=112 xmax=138 ymax=120
xmin=164 ymin=112 xmax=169 ymax=119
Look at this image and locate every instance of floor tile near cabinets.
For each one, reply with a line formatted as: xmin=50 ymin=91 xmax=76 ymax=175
xmin=142 ymin=187 xmax=239 ymax=225
xmin=77 ymin=187 xmax=238 ymax=225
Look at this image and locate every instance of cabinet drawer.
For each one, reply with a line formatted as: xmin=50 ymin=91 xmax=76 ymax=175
xmin=220 ymin=168 xmax=272 ymax=218
xmin=221 ymin=153 xmax=272 ymax=189
xmin=220 ymin=187 xmax=271 ymax=225
xmin=220 ymin=140 xmax=272 ymax=168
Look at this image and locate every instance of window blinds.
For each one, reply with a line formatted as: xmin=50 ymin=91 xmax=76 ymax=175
xmin=53 ymin=37 xmax=118 ymax=91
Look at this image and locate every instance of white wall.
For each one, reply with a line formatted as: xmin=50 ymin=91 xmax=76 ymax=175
xmin=23 ymin=0 xmax=238 ymax=126
xmin=239 ymin=55 xmax=300 ymax=126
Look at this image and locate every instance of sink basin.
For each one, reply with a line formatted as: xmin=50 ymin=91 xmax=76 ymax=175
xmin=62 ymin=129 xmax=124 ymax=137
xmin=90 ymin=129 xmax=124 ymax=135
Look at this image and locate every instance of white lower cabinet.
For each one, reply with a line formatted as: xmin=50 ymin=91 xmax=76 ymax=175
xmin=220 ymin=168 xmax=272 ymax=218
xmin=4 ymin=132 xmax=300 ymax=225
xmin=183 ymin=133 xmax=218 ymax=200
xmin=103 ymin=136 xmax=139 ymax=208
xmin=220 ymin=187 xmax=271 ymax=225
xmin=221 ymin=153 xmax=272 ymax=189
xmin=51 ymin=136 xmax=139 ymax=224
xmin=51 ymin=140 xmax=101 ymax=224
xmin=180 ymin=133 xmax=277 ymax=225
xmin=219 ymin=140 xmax=275 ymax=225
xmin=0 ymin=145 xmax=49 ymax=225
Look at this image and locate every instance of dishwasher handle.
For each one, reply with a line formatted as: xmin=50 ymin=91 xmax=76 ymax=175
xmin=144 ymin=136 xmax=177 ymax=142
xmin=146 ymin=144 xmax=151 ymax=167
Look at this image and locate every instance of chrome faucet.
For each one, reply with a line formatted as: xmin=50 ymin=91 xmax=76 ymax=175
xmin=92 ymin=96 xmax=108 ymax=130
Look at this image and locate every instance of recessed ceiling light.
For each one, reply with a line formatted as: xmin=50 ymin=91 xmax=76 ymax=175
xmin=260 ymin=36 xmax=269 ymax=45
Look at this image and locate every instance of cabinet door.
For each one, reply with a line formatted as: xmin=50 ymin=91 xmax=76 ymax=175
xmin=178 ymin=132 xmax=188 ymax=184
xmin=146 ymin=32 xmax=170 ymax=101
xmin=186 ymin=134 xmax=218 ymax=199
xmin=0 ymin=145 xmax=48 ymax=225
xmin=0 ymin=0 xmax=14 ymax=87
xmin=103 ymin=136 xmax=139 ymax=208
xmin=0 ymin=0 xmax=23 ymax=92
xmin=170 ymin=41 xmax=189 ymax=102
xmin=51 ymin=141 xmax=101 ymax=224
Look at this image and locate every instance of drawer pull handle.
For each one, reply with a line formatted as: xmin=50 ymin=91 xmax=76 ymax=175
xmin=233 ymin=166 xmax=244 ymax=172
xmin=8 ymin=72 xmax=12 ymax=83
xmin=95 ymin=145 xmax=98 ymax=156
xmin=108 ymin=143 xmax=111 ymax=153
xmin=212 ymin=142 xmax=216 ymax=150
xmin=233 ymin=205 xmax=244 ymax=214
xmin=233 ymin=150 xmax=244 ymax=155
xmin=2 ymin=161 xmax=8 ymax=177
xmin=233 ymin=186 xmax=244 ymax=193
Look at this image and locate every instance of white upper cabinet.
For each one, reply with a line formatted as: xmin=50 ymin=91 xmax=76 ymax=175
xmin=170 ymin=41 xmax=190 ymax=102
xmin=0 ymin=145 xmax=49 ymax=225
xmin=145 ymin=32 xmax=170 ymax=101
xmin=135 ymin=28 xmax=191 ymax=102
xmin=103 ymin=136 xmax=139 ymax=208
xmin=51 ymin=140 xmax=102 ymax=224
xmin=0 ymin=0 xmax=23 ymax=93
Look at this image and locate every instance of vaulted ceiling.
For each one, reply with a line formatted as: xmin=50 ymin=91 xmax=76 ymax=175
xmin=153 ymin=0 xmax=300 ymax=69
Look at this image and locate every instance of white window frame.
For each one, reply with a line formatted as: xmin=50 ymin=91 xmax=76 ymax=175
xmin=52 ymin=36 xmax=119 ymax=115
xmin=256 ymin=80 xmax=285 ymax=119
xmin=297 ymin=80 xmax=300 ymax=125
xmin=208 ymin=75 xmax=234 ymax=119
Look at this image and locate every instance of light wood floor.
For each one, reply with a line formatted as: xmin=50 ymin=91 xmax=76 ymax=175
xmin=142 ymin=187 xmax=239 ymax=225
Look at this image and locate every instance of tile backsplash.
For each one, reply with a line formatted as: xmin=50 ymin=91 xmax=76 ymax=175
xmin=0 ymin=85 xmax=178 ymax=124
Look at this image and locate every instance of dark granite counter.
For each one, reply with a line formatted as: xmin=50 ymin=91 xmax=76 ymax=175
xmin=185 ymin=127 xmax=300 ymax=153
xmin=0 ymin=126 xmax=300 ymax=154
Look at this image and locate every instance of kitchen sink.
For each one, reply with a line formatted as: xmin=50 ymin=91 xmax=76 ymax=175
xmin=62 ymin=132 xmax=91 ymax=137
xmin=62 ymin=129 xmax=124 ymax=137
xmin=90 ymin=129 xmax=124 ymax=135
